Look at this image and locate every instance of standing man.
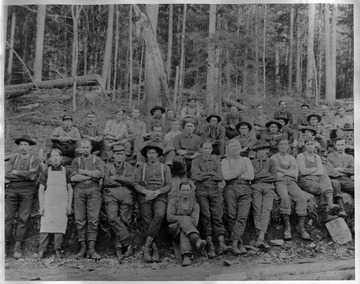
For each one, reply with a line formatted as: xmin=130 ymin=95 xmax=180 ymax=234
xmin=224 ymin=105 xmax=243 ymax=139
xmin=221 ymin=139 xmax=254 ymax=255
xmin=103 ymin=145 xmax=135 ymax=262
xmin=274 ymin=101 xmax=293 ymax=125
xmin=70 ymin=139 xmax=105 ymax=259
xmin=203 ymin=114 xmax=226 ymax=156
xmin=134 ymin=143 xmax=172 ymax=263
xmin=180 ymin=97 xmax=200 ymax=120
xmin=191 ymin=141 xmax=231 ymax=257
xmin=5 ymin=135 xmax=41 ymax=258
xmin=146 ymin=106 xmax=167 ymax=133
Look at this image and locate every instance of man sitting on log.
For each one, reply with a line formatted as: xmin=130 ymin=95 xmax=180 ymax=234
xmin=127 ymin=108 xmax=147 ymax=160
xmin=234 ymin=121 xmax=257 ymax=158
xmin=50 ymin=114 xmax=81 ymax=164
xmin=224 ymin=105 xmax=243 ymax=139
xmin=146 ymin=106 xmax=167 ymax=133
xmin=202 ymin=114 xmax=226 ymax=156
xmin=260 ymin=120 xmax=287 ymax=156
xmin=307 ymin=113 xmax=329 ymax=149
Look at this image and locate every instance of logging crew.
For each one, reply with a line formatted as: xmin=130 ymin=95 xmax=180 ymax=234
xmin=191 ymin=141 xmax=231 ymax=258
xmin=103 ymin=145 xmax=135 ymax=262
xmin=221 ymin=139 xmax=254 ymax=255
xmin=38 ymin=149 xmax=73 ymax=259
xmin=70 ymin=139 xmax=105 ymax=259
xmin=202 ymin=114 xmax=226 ymax=156
xmin=167 ymin=180 xmax=207 ymax=266
xmin=5 ymin=135 xmax=41 ymax=259
xmin=134 ymin=143 xmax=172 ymax=263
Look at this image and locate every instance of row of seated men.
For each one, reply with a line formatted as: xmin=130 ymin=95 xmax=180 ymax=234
xmin=5 ymin=120 xmax=354 ymax=266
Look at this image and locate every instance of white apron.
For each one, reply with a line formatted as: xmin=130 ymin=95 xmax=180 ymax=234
xmin=40 ymin=166 xmax=68 ymax=234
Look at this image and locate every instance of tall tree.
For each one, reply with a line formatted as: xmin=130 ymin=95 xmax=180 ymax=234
xmin=262 ymin=4 xmax=267 ymax=98
xmin=7 ymin=9 xmax=16 ymax=78
xmin=178 ymin=4 xmax=187 ymax=106
xmin=295 ymin=7 xmax=302 ymax=94
xmin=306 ymin=3 xmax=316 ymax=99
xmin=330 ymin=4 xmax=337 ymax=103
xmin=71 ymin=5 xmax=82 ymax=112
xmin=33 ymin=5 xmax=46 ymax=82
xmin=254 ymin=5 xmax=259 ymax=94
xmin=166 ymin=4 xmax=173 ymax=83
xmin=287 ymin=5 xmax=294 ymax=94
xmin=102 ymin=5 xmax=114 ymax=89
xmin=206 ymin=4 xmax=217 ymax=112
xmin=129 ymin=5 xmax=133 ymax=108
xmin=112 ymin=5 xmax=120 ymax=101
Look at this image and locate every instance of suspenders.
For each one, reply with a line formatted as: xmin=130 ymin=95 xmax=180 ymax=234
xmin=142 ymin=163 xmax=164 ymax=185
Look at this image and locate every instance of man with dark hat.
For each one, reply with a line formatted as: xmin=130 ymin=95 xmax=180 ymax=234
xmin=234 ymin=121 xmax=257 ymax=157
xmin=70 ymin=139 xmax=105 ymax=259
xmin=103 ymin=145 xmax=135 ymax=262
xmin=203 ymin=114 xmax=226 ymax=156
xmin=277 ymin=116 xmax=298 ymax=147
xmin=5 ymin=135 xmax=41 ymax=258
xmin=134 ymin=142 xmax=172 ymax=263
xmin=260 ymin=120 xmax=287 ymax=156
xmin=274 ymin=101 xmax=293 ymax=125
xmin=180 ymin=97 xmax=200 ymax=120
xmin=250 ymin=140 xmax=278 ymax=248
xmin=224 ymin=105 xmax=243 ymax=139
xmin=296 ymin=126 xmax=321 ymax=154
xmin=147 ymin=106 xmax=167 ymax=133
xmin=50 ymin=114 xmax=81 ymax=162
xmin=334 ymin=106 xmax=353 ymax=138
xmin=79 ymin=111 xmax=104 ymax=157
xmin=307 ymin=113 xmax=329 ymax=148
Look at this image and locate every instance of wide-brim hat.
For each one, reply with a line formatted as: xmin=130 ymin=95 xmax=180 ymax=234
xmin=206 ymin=114 xmax=222 ymax=123
xmin=150 ymin=106 xmax=166 ymax=115
xmin=235 ymin=121 xmax=252 ymax=132
xmin=300 ymin=126 xmax=317 ymax=136
xmin=276 ymin=115 xmax=289 ymax=125
xmin=15 ymin=135 xmax=36 ymax=146
xmin=342 ymin=123 xmax=353 ymax=131
xmin=265 ymin=120 xmax=282 ymax=130
xmin=307 ymin=113 xmax=322 ymax=123
xmin=252 ymin=140 xmax=270 ymax=151
xmin=187 ymin=97 xmax=197 ymax=102
xmin=141 ymin=142 xmax=164 ymax=157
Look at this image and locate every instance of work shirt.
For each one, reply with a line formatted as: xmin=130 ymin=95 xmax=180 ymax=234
xmin=320 ymin=113 xmax=335 ymax=130
xmin=134 ymin=162 xmax=172 ymax=193
xmin=146 ymin=116 xmax=167 ymax=133
xmin=103 ymin=161 xmax=134 ymax=189
xmin=173 ymin=132 xmax=202 ymax=154
xmin=260 ymin=130 xmax=287 ymax=151
xmin=127 ymin=118 xmax=147 ymax=138
xmin=221 ymin=156 xmax=254 ymax=183
xmin=70 ymin=155 xmax=104 ymax=188
xmin=104 ymin=119 xmax=129 ymax=140
xmin=270 ymin=153 xmax=299 ymax=181
xmin=167 ymin=197 xmax=200 ymax=226
xmin=164 ymin=130 xmax=182 ymax=147
xmin=224 ymin=112 xmax=243 ymax=127
xmin=165 ymin=117 xmax=177 ymax=133
xmin=251 ymin=114 xmax=269 ymax=128
xmin=180 ymin=106 xmax=199 ymax=119
xmin=52 ymin=126 xmax=81 ymax=141
xmin=234 ymin=132 xmax=257 ymax=149
xmin=296 ymin=115 xmax=309 ymax=127
xmin=79 ymin=122 xmax=103 ymax=139
xmin=203 ymin=124 xmax=226 ymax=142
xmin=326 ymin=151 xmax=354 ymax=178
xmin=274 ymin=110 xmax=293 ymax=125
xmin=191 ymin=155 xmax=223 ymax=187
xmin=251 ymin=157 xmax=277 ymax=184
xmin=39 ymin=164 xmax=71 ymax=186
xmin=334 ymin=114 xmax=353 ymax=129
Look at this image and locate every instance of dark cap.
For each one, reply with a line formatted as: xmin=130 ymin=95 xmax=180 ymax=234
xmin=112 ymin=145 xmax=125 ymax=152
xmin=62 ymin=114 xmax=73 ymax=121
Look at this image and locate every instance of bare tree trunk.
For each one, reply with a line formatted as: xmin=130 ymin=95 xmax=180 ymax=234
xmin=112 ymin=5 xmax=119 ymax=101
xmin=129 ymin=5 xmax=133 ymax=108
xmin=306 ymin=3 xmax=316 ymax=100
xmin=275 ymin=42 xmax=280 ymax=89
xmin=263 ymin=4 xmax=267 ymax=98
xmin=317 ymin=5 xmax=323 ymax=101
xmin=288 ymin=6 xmax=294 ymax=95
xmin=324 ymin=4 xmax=332 ymax=104
xmin=166 ymin=4 xmax=173 ymax=83
xmin=206 ymin=4 xmax=217 ymax=112
xmin=178 ymin=4 xmax=187 ymax=105
xmin=138 ymin=39 xmax=144 ymax=104
xmin=34 ymin=5 xmax=46 ymax=82
xmin=83 ymin=9 xmax=89 ymax=75
xmin=295 ymin=7 xmax=301 ymax=94
xmin=174 ymin=66 xmax=179 ymax=112
xmin=102 ymin=5 xmax=114 ymax=89
xmin=330 ymin=4 xmax=337 ymax=102
xmin=255 ymin=5 xmax=259 ymax=94
xmin=7 ymin=11 xmax=16 ymax=79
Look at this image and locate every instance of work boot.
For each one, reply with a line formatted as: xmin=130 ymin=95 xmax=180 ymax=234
xmin=55 ymin=249 xmax=63 ymax=259
xmin=205 ymin=236 xmax=216 ymax=258
xmin=254 ymin=239 xmax=266 ymax=249
xmin=182 ymin=254 xmax=192 ymax=266
xmin=142 ymin=237 xmax=153 ymax=262
xmin=217 ymin=235 xmax=232 ymax=255
xmin=151 ymin=242 xmax=160 ymax=263
xmin=75 ymin=241 xmax=87 ymax=258
xmin=325 ymin=192 xmax=340 ymax=214
xmin=188 ymin=233 xmax=207 ymax=250
xmin=335 ymin=197 xmax=347 ymax=218
xmin=14 ymin=241 xmax=23 ymax=259
xmin=116 ymin=245 xmax=124 ymax=262
xmin=231 ymin=240 xmax=241 ymax=256
xmin=282 ymin=215 xmax=292 ymax=239
xmin=296 ymin=216 xmax=311 ymax=240
xmin=238 ymin=240 xmax=247 ymax=254
xmin=37 ymin=250 xmax=45 ymax=259
xmin=124 ymin=244 xmax=133 ymax=258
xmin=87 ymin=241 xmax=101 ymax=260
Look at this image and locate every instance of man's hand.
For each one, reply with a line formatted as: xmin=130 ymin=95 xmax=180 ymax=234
xmin=178 ymin=150 xmax=188 ymax=156
xmin=12 ymin=170 xmax=19 ymax=175
xmin=189 ymin=152 xmax=199 ymax=159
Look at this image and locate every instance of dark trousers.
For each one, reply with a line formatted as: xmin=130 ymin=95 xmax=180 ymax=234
xmin=74 ymin=185 xmax=102 ymax=242
xmin=39 ymin=232 xmax=64 ymax=251
xmin=5 ymin=188 xmax=35 ymax=242
xmin=331 ymin=176 xmax=354 ymax=197
xmin=138 ymin=194 xmax=167 ymax=239
xmin=104 ymin=187 xmax=134 ymax=247
xmin=223 ymin=183 xmax=252 ymax=241
xmin=195 ymin=184 xmax=225 ymax=238
xmin=52 ymin=140 xmax=77 ymax=158
xmin=168 ymin=218 xmax=199 ymax=256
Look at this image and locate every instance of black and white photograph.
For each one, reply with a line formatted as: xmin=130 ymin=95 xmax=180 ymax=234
xmin=3 ymin=0 xmax=357 ymax=281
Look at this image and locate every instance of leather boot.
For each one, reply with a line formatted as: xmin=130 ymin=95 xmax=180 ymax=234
xmin=325 ymin=192 xmax=340 ymax=214
xmin=142 ymin=237 xmax=153 ymax=262
xmin=116 ymin=244 xmax=124 ymax=262
xmin=335 ymin=197 xmax=347 ymax=218
xmin=296 ymin=216 xmax=311 ymax=240
xmin=151 ymin=242 xmax=160 ymax=263
xmin=124 ymin=244 xmax=133 ymax=258
xmin=282 ymin=215 xmax=292 ymax=239
xmin=205 ymin=236 xmax=216 ymax=258
xmin=188 ymin=233 xmax=207 ymax=250
xmin=75 ymin=241 xmax=87 ymax=258
xmin=182 ymin=254 xmax=192 ymax=266
xmin=217 ymin=235 xmax=232 ymax=255
xmin=231 ymin=240 xmax=241 ymax=256
xmin=14 ymin=241 xmax=23 ymax=259
xmin=87 ymin=241 xmax=101 ymax=260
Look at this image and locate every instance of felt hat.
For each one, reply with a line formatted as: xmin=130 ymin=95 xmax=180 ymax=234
xmin=150 ymin=106 xmax=166 ymax=115
xmin=300 ymin=126 xmax=317 ymax=136
xmin=265 ymin=120 xmax=282 ymax=130
xmin=112 ymin=145 xmax=125 ymax=152
xmin=235 ymin=121 xmax=252 ymax=132
xmin=206 ymin=114 xmax=222 ymax=123
xmin=307 ymin=113 xmax=322 ymax=123
xmin=15 ymin=135 xmax=36 ymax=146
xmin=252 ymin=140 xmax=270 ymax=151
xmin=141 ymin=142 xmax=164 ymax=157
xmin=62 ymin=114 xmax=73 ymax=121
xmin=276 ymin=115 xmax=289 ymax=125
xmin=342 ymin=123 xmax=353 ymax=131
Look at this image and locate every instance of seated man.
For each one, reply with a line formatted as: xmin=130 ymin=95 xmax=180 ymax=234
xmin=234 ymin=122 xmax=257 ymax=158
xmin=127 ymin=108 xmax=147 ymax=160
xmin=260 ymin=120 xmax=287 ymax=156
xmin=103 ymin=109 xmax=132 ymax=160
xmin=167 ymin=180 xmax=207 ymax=266
xmin=274 ymin=101 xmax=293 ymax=125
xmin=251 ymin=105 xmax=269 ymax=139
xmin=164 ymin=109 xmax=177 ymax=133
xmin=202 ymin=114 xmax=226 ymax=156
xmin=307 ymin=113 xmax=329 ymax=149
xmin=334 ymin=106 xmax=353 ymax=138
xmin=319 ymin=104 xmax=335 ymax=138
xmin=146 ymin=106 xmax=167 ymax=133
xmin=180 ymin=97 xmax=200 ymax=120
xmin=191 ymin=141 xmax=231 ymax=258
xmin=164 ymin=120 xmax=182 ymax=147
xmin=251 ymin=141 xmax=278 ymax=248
xmin=341 ymin=123 xmax=354 ymax=156
xmin=224 ymin=105 xmax=243 ymax=139
xmin=103 ymin=145 xmax=135 ymax=262
xmin=296 ymin=104 xmax=310 ymax=127
xmin=221 ymin=139 xmax=254 ymax=255
xmin=277 ymin=116 xmax=298 ymax=147
xmin=78 ymin=111 xmax=104 ymax=157
xmin=50 ymin=114 xmax=81 ymax=162
xmin=326 ymin=138 xmax=354 ymax=198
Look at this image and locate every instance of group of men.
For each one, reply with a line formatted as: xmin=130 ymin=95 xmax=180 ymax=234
xmin=5 ymin=98 xmax=354 ymax=267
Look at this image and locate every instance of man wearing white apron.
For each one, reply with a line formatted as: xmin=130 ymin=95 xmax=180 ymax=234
xmin=38 ymin=149 xmax=73 ymax=259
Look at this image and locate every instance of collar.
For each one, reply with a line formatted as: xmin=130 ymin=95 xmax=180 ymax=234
xmin=184 ymin=132 xmax=194 ymax=138
xmin=114 ymin=161 xmax=125 ymax=168
xmin=51 ymin=164 xmax=62 ymax=170
xmin=62 ymin=126 xmax=73 ymax=132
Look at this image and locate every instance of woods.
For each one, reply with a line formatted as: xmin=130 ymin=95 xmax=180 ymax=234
xmin=4 ymin=4 xmax=354 ymax=111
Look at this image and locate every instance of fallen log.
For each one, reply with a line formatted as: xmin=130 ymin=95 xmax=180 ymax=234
xmin=223 ymin=98 xmax=247 ymax=110
xmin=5 ymin=74 xmax=104 ymax=99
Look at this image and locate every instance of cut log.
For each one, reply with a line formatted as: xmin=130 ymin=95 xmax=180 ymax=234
xmin=325 ymin=217 xmax=352 ymax=245
xmin=222 ymin=98 xmax=247 ymax=110
xmin=5 ymin=74 xmax=104 ymax=99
